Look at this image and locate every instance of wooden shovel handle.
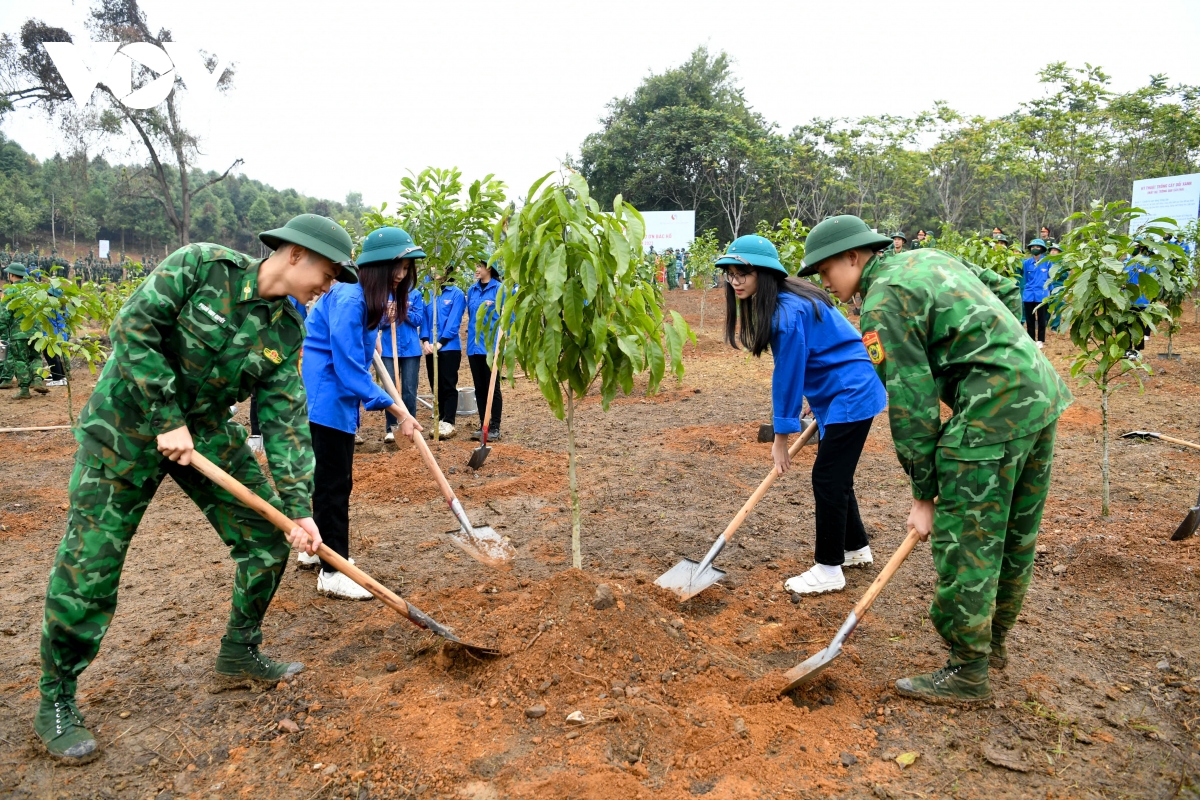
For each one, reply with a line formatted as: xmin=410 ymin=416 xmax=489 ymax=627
xmin=479 ymin=329 xmax=505 ymax=440
xmin=1157 ymin=434 xmax=1200 ymax=452
xmin=187 ymin=451 xmax=413 ymax=619
xmin=390 ymin=318 xmax=401 ymax=395
xmin=720 ymin=419 xmax=819 ymax=544
xmin=372 ymin=353 xmax=460 ymax=510
xmin=852 ymin=527 xmax=921 ymax=620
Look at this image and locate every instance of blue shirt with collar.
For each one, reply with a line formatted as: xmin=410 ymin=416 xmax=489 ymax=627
xmin=1021 ymin=255 xmax=1051 ymax=302
xmin=301 ymin=281 xmax=393 ymax=434
xmin=380 ymin=288 xmax=425 ymax=358
xmin=421 ymin=283 xmax=466 ymax=352
xmin=466 ymin=279 xmax=502 ymax=356
xmin=770 ymin=291 xmax=887 ymax=437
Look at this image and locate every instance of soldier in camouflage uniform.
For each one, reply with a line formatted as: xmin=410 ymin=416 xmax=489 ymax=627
xmin=801 ymin=215 xmax=1072 ymax=704
xmin=34 ymin=214 xmax=357 ymax=763
xmin=0 ymin=263 xmax=49 ymax=398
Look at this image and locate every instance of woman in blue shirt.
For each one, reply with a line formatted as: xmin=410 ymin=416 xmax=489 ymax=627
xmin=379 ymin=286 xmax=425 ymax=442
xmin=718 ymin=235 xmax=887 ymax=596
xmin=302 ymin=227 xmax=424 ymax=599
xmin=1021 ymin=239 xmax=1051 ymax=348
xmin=466 ymin=257 xmax=503 ymax=441
xmin=421 ymin=269 xmax=466 ymax=439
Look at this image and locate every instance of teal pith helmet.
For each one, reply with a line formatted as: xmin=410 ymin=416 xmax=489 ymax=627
xmin=798 ymin=215 xmax=893 ymax=276
xmin=715 ymin=235 xmax=786 ymax=275
xmin=1027 ymin=238 xmax=1047 ymax=252
xmin=357 ymin=227 xmax=426 ymax=266
xmin=4 ymin=263 xmax=27 ymax=278
xmin=259 ymin=213 xmax=359 ymax=283
xmin=890 ymin=231 xmax=907 ymax=241
xmin=994 ymin=234 xmax=1010 ymax=243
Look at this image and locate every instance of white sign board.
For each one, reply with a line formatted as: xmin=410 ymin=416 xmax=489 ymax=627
xmin=1130 ymin=173 xmax=1200 ymax=232
xmin=641 ymin=210 xmax=695 ymax=252
xmin=98 ymin=239 xmax=110 ymax=259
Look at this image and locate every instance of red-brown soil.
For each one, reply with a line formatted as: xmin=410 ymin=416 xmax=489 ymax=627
xmin=2 ymin=292 xmax=1200 ymax=799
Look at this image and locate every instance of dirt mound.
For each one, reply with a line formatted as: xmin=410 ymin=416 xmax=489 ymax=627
xmin=232 ymin=569 xmax=877 ymax=798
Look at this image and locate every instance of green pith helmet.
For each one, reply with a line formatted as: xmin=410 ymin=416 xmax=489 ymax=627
xmin=1048 ymin=242 xmax=1062 ymax=252
xmin=4 ymin=263 xmax=27 ymax=278
xmin=1027 ymin=238 xmax=1047 ymax=252
xmin=798 ymin=215 xmax=893 ymax=276
xmin=890 ymin=231 xmax=907 ymax=242
xmin=715 ymin=235 xmax=786 ymax=275
xmin=994 ymin=234 xmax=1010 ymax=244
xmin=357 ymin=227 xmax=426 ymax=266
xmin=259 ymin=214 xmax=358 ymax=283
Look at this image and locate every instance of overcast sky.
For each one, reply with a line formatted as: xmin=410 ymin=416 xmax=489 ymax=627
xmin=3 ymin=0 xmax=1200 ymax=209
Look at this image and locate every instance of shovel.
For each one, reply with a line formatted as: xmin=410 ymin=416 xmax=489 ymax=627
xmin=372 ymin=353 xmax=515 ymax=568
xmin=188 ymin=451 xmax=501 ymax=657
xmin=468 ymin=329 xmax=505 ymax=471
xmin=779 ymin=527 xmax=921 ymax=694
xmin=656 ymin=418 xmax=819 ymax=600
xmin=1172 ymin=483 xmax=1200 ymax=541
xmin=1121 ymin=430 xmax=1200 ymax=452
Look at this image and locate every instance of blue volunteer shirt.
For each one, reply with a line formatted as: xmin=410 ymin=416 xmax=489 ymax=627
xmin=1021 ymin=255 xmax=1051 ymax=302
xmin=380 ymin=288 xmax=425 ymax=358
xmin=770 ymin=292 xmax=887 ymax=437
xmin=301 ymin=282 xmax=393 ymax=434
xmin=466 ymin=279 xmax=502 ymax=356
xmin=421 ymin=284 xmax=466 ymax=352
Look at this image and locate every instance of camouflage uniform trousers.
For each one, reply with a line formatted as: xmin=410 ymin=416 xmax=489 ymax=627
xmin=1 ymin=337 xmax=36 ymax=388
xmin=929 ymin=420 xmax=1057 ymax=666
xmin=39 ymin=447 xmax=291 ymax=701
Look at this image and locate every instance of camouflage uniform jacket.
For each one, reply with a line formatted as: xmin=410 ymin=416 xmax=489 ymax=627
xmin=76 ymin=243 xmax=314 ymax=518
xmin=859 ymin=248 xmax=1072 ymax=501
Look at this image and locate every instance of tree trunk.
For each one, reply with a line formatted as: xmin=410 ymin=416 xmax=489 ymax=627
xmin=566 ymin=388 xmax=582 ymax=570
xmin=699 ymin=288 xmax=707 ymax=335
xmin=1101 ymin=383 xmax=1110 ymax=517
xmin=65 ymin=356 xmax=74 ymax=425
xmin=431 ymin=290 xmax=440 ymax=441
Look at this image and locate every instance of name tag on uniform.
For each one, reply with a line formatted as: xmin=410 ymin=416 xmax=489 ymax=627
xmin=198 ymin=302 xmax=226 ymax=325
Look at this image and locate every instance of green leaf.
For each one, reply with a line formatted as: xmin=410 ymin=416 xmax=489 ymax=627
xmin=544 ymin=244 xmax=567 ymax=303
xmin=1095 ymin=272 xmax=1118 ymax=299
xmin=563 ymin=278 xmax=584 ymax=337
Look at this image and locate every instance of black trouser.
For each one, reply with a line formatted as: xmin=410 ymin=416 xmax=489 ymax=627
xmin=249 ymin=395 xmax=261 ymax=436
xmin=468 ymin=353 xmax=503 ymax=432
xmin=1023 ymin=301 xmax=1048 ymax=342
xmin=310 ymin=421 xmax=355 ymax=573
xmin=811 ymin=418 xmax=873 ymax=566
xmin=45 ymin=353 xmax=66 ymax=381
xmin=425 ymin=349 xmax=461 ymax=425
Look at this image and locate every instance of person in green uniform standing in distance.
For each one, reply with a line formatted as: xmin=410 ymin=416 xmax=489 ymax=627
xmin=34 ymin=214 xmax=355 ymax=763
xmin=800 ymin=215 xmax=1072 ymax=704
xmin=0 ymin=263 xmax=50 ymax=398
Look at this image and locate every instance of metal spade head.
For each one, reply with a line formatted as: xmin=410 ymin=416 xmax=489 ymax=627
xmin=467 ymin=443 xmax=491 ymax=470
xmin=403 ymin=601 xmax=502 ymax=658
xmin=1121 ymin=430 xmax=1157 ymax=440
xmin=779 ymin=643 xmax=843 ymax=694
xmin=654 ymin=557 xmax=728 ymax=601
xmin=447 ymin=525 xmax=515 ymax=568
xmin=1173 ymin=506 xmax=1200 ymax=541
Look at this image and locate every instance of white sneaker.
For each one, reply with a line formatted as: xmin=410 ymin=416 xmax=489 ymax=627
xmin=384 ymin=430 xmax=395 ymax=443
xmin=355 ymin=433 xmax=364 ymax=445
xmin=843 ymin=546 xmax=873 ymax=566
xmin=45 ymin=379 xmax=67 ymax=387
xmin=297 ymin=550 xmax=320 ymax=569
xmin=317 ymin=567 xmax=373 ymax=600
xmin=247 ymin=435 xmax=264 ymax=454
xmin=1036 ymin=341 xmax=1044 ymax=350
xmin=785 ymin=564 xmax=846 ymax=595
xmin=437 ymin=421 xmax=456 ymax=439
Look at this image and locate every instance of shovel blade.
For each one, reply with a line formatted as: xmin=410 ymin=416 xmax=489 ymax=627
xmin=779 ymin=644 xmax=843 ymax=695
xmin=1172 ymin=507 xmax=1200 ymax=541
xmin=448 ymin=525 xmax=515 ymax=568
xmin=404 ymin=601 xmax=503 ymax=658
xmin=654 ymin=558 xmax=727 ymax=601
xmin=467 ymin=444 xmax=491 ymax=470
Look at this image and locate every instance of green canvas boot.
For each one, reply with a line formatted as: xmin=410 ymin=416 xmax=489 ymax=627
xmin=214 ymin=639 xmax=303 ymax=688
xmin=989 ymin=628 xmax=1008 ymax=671
xmin=33 ymin=377 xmax=49 ymax=394
xmin=16 ymin=385 xmax=31 ymax=399
xmin=895 ymin=659 xmax=991 ymax=705
xmin=33 ymin=695 xmax=100 ymax=763
xmin=0 ymin=377 xmax=13 ymax=389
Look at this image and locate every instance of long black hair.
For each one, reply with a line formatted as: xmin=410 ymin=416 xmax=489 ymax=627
xmin=359 ymin=258 xmax=414 ymax=330
xmin=724 ymin=269 xmax=834 ymax=357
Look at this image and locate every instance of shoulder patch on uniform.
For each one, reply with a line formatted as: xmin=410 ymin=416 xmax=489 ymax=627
xmin=862 ymin=331 xmax=885 ymax=365
xmin=263 ymin=347 xmax=283 ymax=365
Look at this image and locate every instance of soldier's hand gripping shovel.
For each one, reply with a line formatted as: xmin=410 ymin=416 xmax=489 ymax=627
xmin=779 ymin=527 xmax=921 ymax=695
xmin=372 ymin=353 xmax=515 ymax=568
xmin=656 ymin=419 xmax=819 ymax=600
xmin=468 ymin=329 xmax=504 ymax=471
xmin=188 ymin=451 xmax=501 ymax=657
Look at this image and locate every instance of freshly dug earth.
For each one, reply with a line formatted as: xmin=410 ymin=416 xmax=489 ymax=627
xmin=2 ymin=293 xmax=1200 ymax=799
